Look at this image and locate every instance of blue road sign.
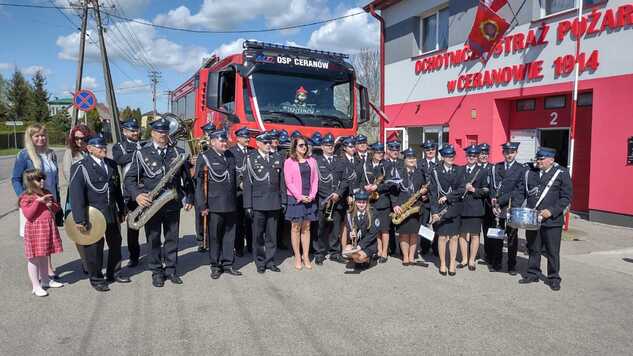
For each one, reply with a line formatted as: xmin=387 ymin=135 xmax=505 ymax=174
xmin=73 ymin=89 xmax=97 ymax=112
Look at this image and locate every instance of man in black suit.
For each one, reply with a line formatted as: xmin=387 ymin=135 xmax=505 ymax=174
xmin=384 ymin=139 xmax=402 ymax=258
xmin=354 ymin=134 xmax=369 ymax=165
xmin=228 ymin=127 xmax=251 ymax=257
xmin=111 ymin=119 xmax=145 ymax=267
xmin=70 ymin=136 xmax=129 ymax=292
xmin=124 ymin=118 xmax=194 ymax=287
xmin=314 ymin=133 xmax=347 ymax=264
xmin=193 ymin=122 xmax=214 ymax=253
xmin=418 ymin=140 xmax=439 ymax=256
xmin=514 ymin=147 xmax=572 ymax=291
xmin=196 ymin=128 xmax=242 ymax=279
xmin=243 ymin=132 xmax=287 ymax=273
xmin=490 ymin=141 xmax=527 ymax=274
xmin=477 ymin=143 xmax=495 ymax=264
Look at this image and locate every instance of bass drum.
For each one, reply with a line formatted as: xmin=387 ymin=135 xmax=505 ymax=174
xmin=507 ymin=207 xmax=541 ymax=230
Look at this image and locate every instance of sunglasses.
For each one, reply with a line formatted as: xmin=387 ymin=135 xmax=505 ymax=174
xmin=75 ymin=136 xmax=85 ymax=141
xmin=297 ymin=143 xmax=306 ymax=148
xmin=34 ymin=176 xmax=46 ymax=182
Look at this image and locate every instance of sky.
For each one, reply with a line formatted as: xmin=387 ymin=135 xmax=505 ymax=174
xmin=0 ymin=0 xmax=379 ymax=114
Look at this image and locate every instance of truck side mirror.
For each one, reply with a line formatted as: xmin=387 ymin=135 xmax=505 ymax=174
xmin=359 ymin=85 xmax=370 ymax=125
xmin=206 ymin=72 xmax=219 ymax=109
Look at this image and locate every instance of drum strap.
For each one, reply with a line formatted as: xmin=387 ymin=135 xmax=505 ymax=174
xmin=534 ymin=169 xmax=561 ymax=209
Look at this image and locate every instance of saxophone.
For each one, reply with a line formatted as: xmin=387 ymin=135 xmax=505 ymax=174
xmin=127 ymin=151 xmax=189 ymax=230
xmin=390 ymin=183 xmax=429 ymax=225
xmin=369 ymin=174 xmax=384 ymax=202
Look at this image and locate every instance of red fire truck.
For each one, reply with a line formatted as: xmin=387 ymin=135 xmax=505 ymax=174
xmin=170 ymin=41 xmax=371 ymax=144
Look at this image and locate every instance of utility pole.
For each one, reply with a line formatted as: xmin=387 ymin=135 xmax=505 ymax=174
xmin=149 ymin=70 xmax=161 ymax=117
xmin=92 ymin=0 xmax=121 ymax=143
xmin=70 ymin=0 xmax=88 ymax=127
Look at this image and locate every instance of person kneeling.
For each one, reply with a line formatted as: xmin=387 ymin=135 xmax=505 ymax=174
xmin=342 ymin=191 xmax=379 ymax=270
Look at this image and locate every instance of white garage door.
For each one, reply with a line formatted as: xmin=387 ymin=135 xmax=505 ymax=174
xmin=510 ymin=129 xmax=538 ymax=164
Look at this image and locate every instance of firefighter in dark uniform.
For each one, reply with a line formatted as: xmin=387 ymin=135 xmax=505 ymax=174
xmin=338 ymin=136 xmax=359 ymax=253
xmin=196 ymin=128 xmax=243 ymax=279
xmin=243 ymin=132 xmax=287 ymax=273
xmin=269 ymin=129 xmax=280 ymax=155
xmin=314 ymin=133 xmax=347 ymax=264
xmin=354 ymin=134 xmax=369 ymax=166
xmin=194 ymin=122 xmax=214 ymax=253
xmin=277 ymin=130 xmax=291 ymax=158
xmin=124 ymin=118 xmax=194 ymax=287
xmin=228 ymin=127 xmax=251 ymax=257
xmin=341 ymin=191 xmax=379 ymax=271
xmin=457 ymin=144 xmax=489 ymax=271
xmin=111 ymin=119 xmax=145 ymax=267
xmin=418 ymin=140 xmax=439 ymax=256
xmin=70 ymin=136 xmax=129 ymax=292
xmin=359 ymin=142 xmax=391 ymax=264
xmin=477 ymin=143 xmax=495 ymax=265
xmin=383 ymin=139 xmax=402 ymax=259
xmin=514 ymin=147 xmax=572 ymax=291
xmin=490 ymin=141 xmax=527 ymax=274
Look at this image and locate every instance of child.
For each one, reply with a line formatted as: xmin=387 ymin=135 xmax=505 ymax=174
xmin=342 ymin=191 xmax=379 ymax=269
xmin=19 ymin=169 xmax=64 ymax=297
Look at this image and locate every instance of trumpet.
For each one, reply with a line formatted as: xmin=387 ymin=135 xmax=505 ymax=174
xmin=323 ymin=193 xmax=336 ymax=222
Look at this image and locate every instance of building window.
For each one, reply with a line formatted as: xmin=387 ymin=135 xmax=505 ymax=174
xmin=545 ymin=95 xmax=566 ymax=109
xmin=421 ymin=7 xmax=449 ymax=54
xmin=542 ymin=0 xmax=603 ymax=17
xmin=578 ymin=92 xmax=593 ymax=107
xmin=516 ymin=99 xmax=536 ymax=112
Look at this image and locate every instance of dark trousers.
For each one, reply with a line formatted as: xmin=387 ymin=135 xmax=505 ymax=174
xmin=481 ymin=205 xmax=495 ymax=263
xmin=84 ymin=222 xmax=122 ymax=286
xmin=490 ymin=219 xmax=518 ymax=270
xmin=419 ymin=206 xmax=432 ymax=254
xmin=526 ymin=226 xmax=562 ymax=281
xmin=252 ymin=210 xmax=279 ymax=269
xmin=208 ymin=211 xmax=236 ymax=268
xmin=234 ymin=194 xmax=252 ymax=254
xmin=315 ymin=208 xmax=344 ymax=258
xmin=126 ymin=200 xmax=141 ymax=262
xmin=145 ymin=209 xmax=180 ymax=276
xmin=195 ymin=206 xmax=204 ymax=242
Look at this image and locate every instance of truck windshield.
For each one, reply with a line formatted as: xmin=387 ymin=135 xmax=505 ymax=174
xmin=251 ymin=72 xmax=353 ymax=129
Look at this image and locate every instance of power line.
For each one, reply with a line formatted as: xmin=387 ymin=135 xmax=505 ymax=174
xmin=1 ymin=2 xmax=366 ymax=34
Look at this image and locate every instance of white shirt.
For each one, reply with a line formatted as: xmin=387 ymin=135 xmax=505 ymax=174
xmin=323 ymin=154 xmax=334 ymax=164
xmin=345 ymin=153 xmax=354 ymax=163
xmin=505 ymin=160 xmax=515 ymax=170
xmin=540 ymin=165 xmax=553 ymax=178
xmin=237 ymin=143 xmax=248 ymax=154
xmin=466 ymin=164 xmax=476 ymax=174
xmin=90 ymin=154 xmax=107 ymax=174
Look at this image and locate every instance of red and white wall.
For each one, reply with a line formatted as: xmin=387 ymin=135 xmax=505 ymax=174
xmin=379 ymin=0 xmax=633 ymax=225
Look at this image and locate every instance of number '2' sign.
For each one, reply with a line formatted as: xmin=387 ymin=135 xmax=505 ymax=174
xmin=549 ymin=112 xmax=559 ymax=126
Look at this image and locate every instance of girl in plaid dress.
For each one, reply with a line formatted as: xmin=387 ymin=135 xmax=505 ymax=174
xmin=19 ymin=169 xmax=64 ymax=297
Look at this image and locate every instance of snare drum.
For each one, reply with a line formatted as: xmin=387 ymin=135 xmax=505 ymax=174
xmin=507 ymin=208 xmax=541 ymax=230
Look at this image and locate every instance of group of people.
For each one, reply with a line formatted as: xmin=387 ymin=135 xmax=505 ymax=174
xmin=11 ymin=117 xmax=572 ymax=296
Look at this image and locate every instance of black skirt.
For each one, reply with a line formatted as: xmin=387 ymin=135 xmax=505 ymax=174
xmin=358 ymin=237 xmax=378 ymax=257
xmin=374 ymin=208 xmax=392 ymax=232
xmin=460 ymin=217 xmax=483 ymax=234
xmin=396 ymin=212 xmax=421 ymax=234
xmin=435 ymin=216 xmax=461 ymax=236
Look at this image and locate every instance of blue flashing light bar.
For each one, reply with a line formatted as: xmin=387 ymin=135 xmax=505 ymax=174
xmin=243 ymin=40 xmax=349 ymax=60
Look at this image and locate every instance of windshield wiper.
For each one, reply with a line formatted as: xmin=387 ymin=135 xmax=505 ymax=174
xmin=261 ymin=110 xmax=306 ymax=126
xmin=318 ymin=114 xmax=347 ymax=128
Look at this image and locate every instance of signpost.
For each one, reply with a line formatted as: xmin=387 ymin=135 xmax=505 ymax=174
xmin=4 ymin=120 xmax=24 ymax=149
xmin=73 ymin=89 xmax=98 ymax=112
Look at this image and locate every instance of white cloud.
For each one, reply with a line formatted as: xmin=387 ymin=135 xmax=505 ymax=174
xmin=119 ymin=79 xmax=149 ymax=93
xmin=153 ymin=0 xmax=329 ymax=31
xmin=56 ymin=20 xmax=211 ymax=73
xmin=212 ymin=38 xmax=247 ymax=57
xmin=307 ymin=8 xmax=379 ymax=53
xmin=82 ymin=76 xmax=98 ymax=90
xmin=55 ymin=0 xmax=149 ymax=16
xmin=22 ymin=66 xmax=51 ymax=77
xmin=0 ymin=63 xmax=11 ymax=71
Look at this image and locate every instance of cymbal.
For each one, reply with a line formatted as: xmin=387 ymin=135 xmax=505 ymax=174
xmin=64 ymin=207 xmax=106 ymax=246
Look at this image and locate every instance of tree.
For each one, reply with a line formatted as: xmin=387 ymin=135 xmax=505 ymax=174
xmin=6 ymin=69 xmax=32 ymax=122
xmin=119 ymin=106 xmax=142 ymax=121
xmin=30 ymin=70 xmax=49 ymax=122
xmin=86 ymin=108 xmax=102 ymax=133
xmin=349 ymin=48 xmax=381 ymax=142
xmin=0 ymin=74 xmax=8 ymax=121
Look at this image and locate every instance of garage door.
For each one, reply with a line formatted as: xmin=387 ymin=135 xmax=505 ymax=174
xmin=510 ymin=129 xmax=537 ymax=164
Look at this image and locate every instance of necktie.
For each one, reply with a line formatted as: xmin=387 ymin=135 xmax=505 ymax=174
xmin=99 ymin=160 xmax=107 ymax=174
xmin=468 ymin=167 xmax=472 ymax=174
xmin=159 ymin=148 xmax=166 ymax=159
xmin=327 ymin=157 xmax=332 ymax=165
xmin=540 ymin=171 xmax=543 ymax=179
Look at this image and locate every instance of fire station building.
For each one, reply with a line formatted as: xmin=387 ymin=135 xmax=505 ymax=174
xmin=365 ymin=0 xmax=633 ymax=226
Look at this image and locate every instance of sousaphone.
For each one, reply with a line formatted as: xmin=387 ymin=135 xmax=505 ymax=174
xmin=64 ymin=207 xmax=106 ymax=245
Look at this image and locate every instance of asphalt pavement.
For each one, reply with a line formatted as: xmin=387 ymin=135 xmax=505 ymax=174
xmin=1 ymin=152 xmax=633 ymax=355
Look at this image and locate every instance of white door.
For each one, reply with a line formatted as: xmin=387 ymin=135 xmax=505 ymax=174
xmin=510 ymin=129 xmax=538 ymax=164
